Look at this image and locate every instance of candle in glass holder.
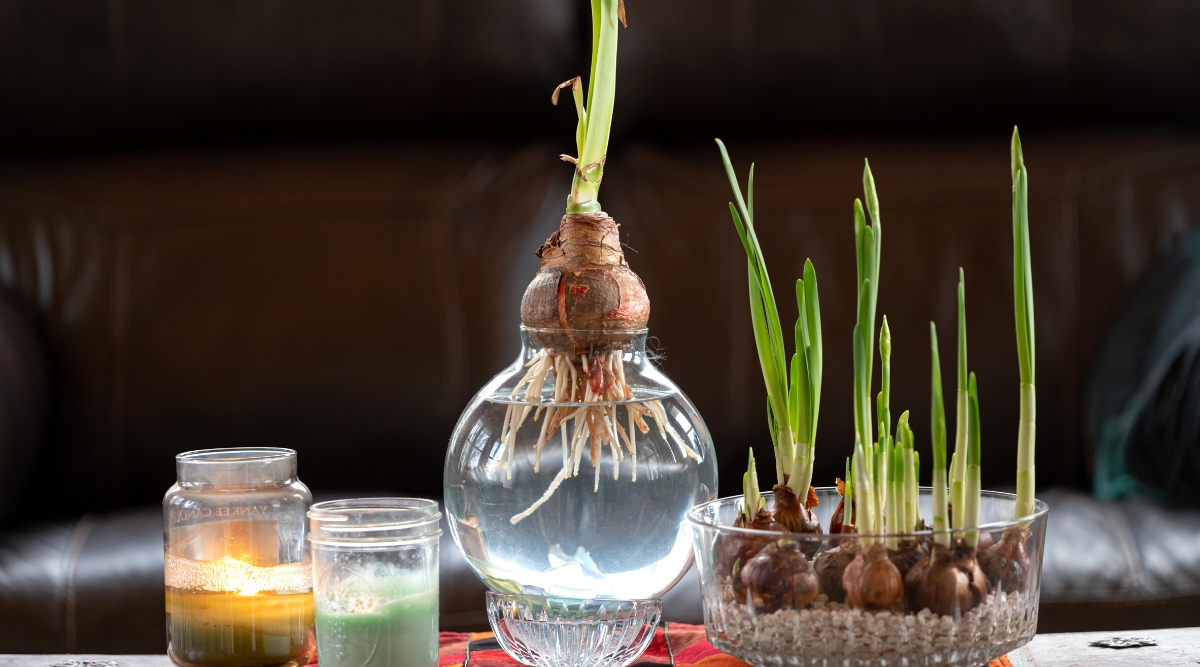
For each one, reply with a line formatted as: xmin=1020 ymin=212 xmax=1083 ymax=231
xmin=309 ymin=499 xmax=441 ymax=667
xmin=164 ymin=448 xmax=315 ymax=667
xmin=166 ymin=555 xmax=315 ymax=667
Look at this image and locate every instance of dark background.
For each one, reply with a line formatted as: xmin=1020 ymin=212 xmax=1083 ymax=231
xmin=2 ymin=1 xmax=1200 ymax=521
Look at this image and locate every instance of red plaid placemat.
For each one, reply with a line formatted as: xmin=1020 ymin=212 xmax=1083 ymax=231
xmin=437 ymin=623 xmax=749 ymax=667
xmin=435 ymin=624 xmax=1014 ymax=667
xmin=312 ymin=622 xmax=1014 ymax=666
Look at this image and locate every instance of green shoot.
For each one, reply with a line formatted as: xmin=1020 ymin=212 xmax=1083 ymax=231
xmin=852 ymin=162 xmax=883 ymax=490
xmin=556 ymin=0 xmax=624 ymax=213
xmin=907 ymin=448 xmax=916 ymax=532
xmin=848 ymin=161 xmax=885 ymax=541
xmin=950 ymin=269 xmax=969 ymax=529
xmin=964 ymin=373 xmax=983 ymax=546
xmin=717 ymin=139 xmax=823 ymax=496
xmin=1012 ymin=127 xmax=1037 ymax=522
xmin=929 ymin=322 xmax=951 ymax=546
xmin=852 ymin=440 xmax=876 ymax=544
xmin=741 ymin=448 xmax=762 ymax=524
xmin=843 ymin=456 xmax=853 ymax=524
xmin=880 ymin=317 xmax=893 ymax=438
xmin=902 ymin=417 xmax=919 ymax=533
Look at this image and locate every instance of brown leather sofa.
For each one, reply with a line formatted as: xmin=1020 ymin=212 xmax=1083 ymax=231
xmin=2 ymin=0 xmax=1200 ymax=653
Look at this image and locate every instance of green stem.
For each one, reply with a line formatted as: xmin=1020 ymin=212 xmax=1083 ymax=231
xmin=950 ymin=269 xmax=968 ymax=529
xmin=718 ymin=140 xmax=823 ymax=490
xmin=880 ymin=316 xmax=892 ymax=440
xmin=741 ymin=449 xmax=761 ymax=523
xmin=930 ymin=322 xmax=951 ymax=546
xmin=567 ymin=0 xmax=620 ymax=213
xmin=964 ymin=373 xmax=983 ymax=546
xmin=1012 ymin=127 xmax=1038 ymax=522
xmin=853 ymin=441 xmax=876 ymax=543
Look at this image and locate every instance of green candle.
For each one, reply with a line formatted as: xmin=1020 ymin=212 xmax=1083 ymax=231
xmin=314 ymin=573 xmax=438 ymax=667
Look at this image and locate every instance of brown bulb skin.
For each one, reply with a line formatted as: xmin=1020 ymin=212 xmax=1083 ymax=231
xmin=520 ymin=213 xmax=649 ymax=354
xmin=843 ymin=542 xmax=905 ymax=611
xmin=772 ymin=484 xmax=822 ymax=534
xmin=720 ymin=509 xmax=788 ymax=575
xmin=888 ymin=540 xmax=926 ymax=580
xmin=814 ymin=540 xmax=858 ymax=603
xmin=978 ymin=527 xmax=1030 ymax=593
xmin=740 ymin=540 xmax=820 ymax=612
xmin=905 ymin=541 xmax=989 ymax=617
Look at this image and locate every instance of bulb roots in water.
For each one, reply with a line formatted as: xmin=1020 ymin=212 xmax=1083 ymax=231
xmin=501 ymin=348 xmax=700 ymax=524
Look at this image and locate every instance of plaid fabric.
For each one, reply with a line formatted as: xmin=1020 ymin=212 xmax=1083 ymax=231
xmin=312 ymin=622 xmax=1015 ymax=666
xmin=434 ymin=623 xmax=1015 ymax=667
xmin=436 ymin=624 xmax=747 ymax=667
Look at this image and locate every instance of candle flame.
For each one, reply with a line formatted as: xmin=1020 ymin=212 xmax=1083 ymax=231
xmin=166 ymin=554 xmax=312 ymax=594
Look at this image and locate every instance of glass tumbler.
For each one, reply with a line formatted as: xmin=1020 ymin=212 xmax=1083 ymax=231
xmin=308 ymin=498 xmax=441 ymax=667
xmin=163 ymin=447 xmax=314 ymax=667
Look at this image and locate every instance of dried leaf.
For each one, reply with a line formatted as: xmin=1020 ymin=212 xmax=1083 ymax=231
xmin=617 ymin=0 xmax=627 ymax=27
xmin=551 ymin=76 xmax=580 ymax=106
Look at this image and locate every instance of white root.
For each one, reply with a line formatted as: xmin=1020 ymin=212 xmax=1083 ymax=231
xmin=510 ymin=465 xmax=568 ymax=524
xmin=627 ymin=404 xmax=638 ymax=482
xmin=503 ymin=349 xmax=700 ymax=520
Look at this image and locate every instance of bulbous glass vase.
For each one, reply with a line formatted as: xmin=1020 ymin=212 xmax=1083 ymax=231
xmin=444 ymin=327 xmax=718 ymax=600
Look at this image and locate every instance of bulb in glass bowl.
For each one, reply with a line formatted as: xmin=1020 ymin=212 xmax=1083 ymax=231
xmin=444 ymin=327 xmax=718 ymax=599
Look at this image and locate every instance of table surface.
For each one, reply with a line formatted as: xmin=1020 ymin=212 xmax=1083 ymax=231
xmin=5 ymin=627 xmax=1198 ymax=667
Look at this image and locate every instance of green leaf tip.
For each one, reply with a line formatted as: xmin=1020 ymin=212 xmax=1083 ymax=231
xmin=968 ymin=372 xmax=982 ymax=466
xmin=1011 ymin=126 xmax=1025 ymax=181
xmin=880 ymin=316 xmax=892 ymax=362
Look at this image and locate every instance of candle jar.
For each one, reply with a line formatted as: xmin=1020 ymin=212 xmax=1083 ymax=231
xmin=164 ymin=448 xmax=315 ymax=667
xmin=308 ymin=498 xmax=441 ymax=667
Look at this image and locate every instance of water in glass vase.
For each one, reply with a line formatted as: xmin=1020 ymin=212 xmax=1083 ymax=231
xmin=445 ymin=331 xmax=718 ymax=600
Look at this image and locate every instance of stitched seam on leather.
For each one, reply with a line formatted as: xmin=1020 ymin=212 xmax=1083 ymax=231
xmin=1101 ymin=502 xmax=1145 ymax=599
xmin=64 ymin=514 xmax=95 ymax=653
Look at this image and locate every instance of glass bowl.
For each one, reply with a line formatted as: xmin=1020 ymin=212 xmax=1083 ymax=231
xmin=445 ymin=327 xmax=718 ymax=599
xmin=486 ymin=593 xmax=662 ymax=667
xmin=688 ymin=488 xmax=1048 ymax=667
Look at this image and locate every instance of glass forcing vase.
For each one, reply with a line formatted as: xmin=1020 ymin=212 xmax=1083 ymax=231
xmin=445 ymin=327 xmax=718 ymax=600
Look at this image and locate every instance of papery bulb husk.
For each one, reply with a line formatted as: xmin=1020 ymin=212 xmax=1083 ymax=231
xmin=814 ymin=540 xmax=859 ymax=603
xmin=772 ymin=484 xmax=822 ymax=557
xmin=888 ymin=539 xmax=927 ymax=580
xmin=772 ymin=484 xmax=822 ymax=534
xmin=721 ymin=508 xmax=789 ymax=594
xmin=843 ymin=542 xmax=905 ymax=611
xmin=978 ymin=527 xmax=1031 ymax=593
xmin=520 ymin=212 xmax=650 ymax=355
xmin=905 ymin=540 xmax=989 ymax=617
xmin=739 ymin=539 xmax=820 ymax=613
xmin=829 ymin=478 xmax=857 ymax=547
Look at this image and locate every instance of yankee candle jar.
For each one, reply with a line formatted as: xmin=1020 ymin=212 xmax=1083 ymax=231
xmin=163 ymin=448 xmax=315 ymax=667
xmin=308 ymin=498 xmax=441 ymax=667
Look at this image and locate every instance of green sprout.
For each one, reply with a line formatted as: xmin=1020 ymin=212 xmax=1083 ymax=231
xmin=717 ymin=140 xmax=823 ymax=496
xmin=950 ymin=269 xmax=969 ymax=529
xmin=964 ymin=373 xmax=983 ymax=545
xmin=741 ymin=448 xmax=763 ymax=524
xmin=553 ymin=0 xmax=625 ymax=214
xmin=1012 ymin=128 xmax=1037 ymax=522
xmin=929 ymin=322 xmax=951 ymax=546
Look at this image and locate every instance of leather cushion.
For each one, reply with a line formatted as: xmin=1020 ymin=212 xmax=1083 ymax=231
xmin=5 ymin=490 xmax=1200 ymax=652
xmin=0 ymin=290 xmax=47 ymax=526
